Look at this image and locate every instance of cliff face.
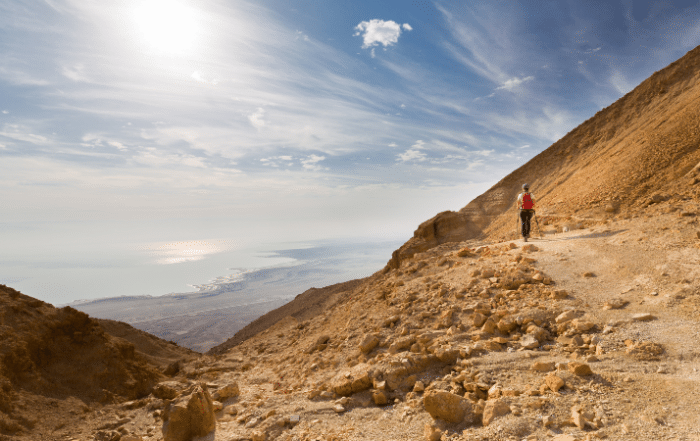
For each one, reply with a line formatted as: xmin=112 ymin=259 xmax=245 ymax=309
xmin=388 ymin=45 xmax=700 ymax=267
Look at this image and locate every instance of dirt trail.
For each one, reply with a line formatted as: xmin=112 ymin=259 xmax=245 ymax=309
xmin=527 ymin=213 xmax=700 ymax=438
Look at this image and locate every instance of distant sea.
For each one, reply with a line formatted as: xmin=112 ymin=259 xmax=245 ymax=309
xmin=0 ymin=235 xmax=402 ymax=308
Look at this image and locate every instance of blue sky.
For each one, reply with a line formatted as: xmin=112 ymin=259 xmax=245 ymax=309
xmin=2 ymin=0 xmax=700 ymax=275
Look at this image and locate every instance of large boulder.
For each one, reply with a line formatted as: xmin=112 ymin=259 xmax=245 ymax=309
xmin=162 ymin=384 xmax=216 ymax=441
xmin=423 ymin=391 xmax=477 ymax=424
xmin=330 ymin=365 xmax=372 ymax=396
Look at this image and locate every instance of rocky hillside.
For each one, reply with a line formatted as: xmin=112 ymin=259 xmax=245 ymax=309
xmin=0 ymin=284 xmax=196 ymax=439
xmin=389 ymin=45 xmax=700 ymax=268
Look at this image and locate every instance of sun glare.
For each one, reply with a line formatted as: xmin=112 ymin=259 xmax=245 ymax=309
xmin=133 ymin=0 xmax=198 ymax=55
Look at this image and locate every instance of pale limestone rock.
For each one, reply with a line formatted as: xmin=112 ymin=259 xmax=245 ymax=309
xmin=555 ymin=310 xmax=578 ymax=324
xmin=531 ymin=361 xmax=555 ymax=372
xmin=333 ymin=404 xmax=345 ymax=413
xmin=497 ymin=316 xmax=517 ymax=333
xmin=632 ymin=313 xmax=655 ymax=321
xmin=251 ymin=430 xmax=266 ymax=441
xmin=481 ymin=318 xmax=497 ymax=334
xmin=331 ymin=366 xmax=371 ymax=396
xmin=571 ymin=405 xmax=586 ymax=429
xmin=545 ymin=373 xmax=565 ymax=392
xmin=121 ymin=436 xmax=143 ymax=441
xmin=359 ymin=334 xmax=379 ymax=353
xmin=413 ymin=381 xmax=425 ymax=392
xmin=568 ymin=362 xmax=593 ymax=376
xmin=423 ymin=390 xmax=476 ymax=424
xmin=162 ymin=384 xmax=216 ymax=441
xmin=520 ymin=335 xmax=539 ymax=349
xmin=472 ymin=312 xmax=487 ymax=327
xmin=482 ymin=399 xmax=511 ymax=426
xmin=603 ymin=299 xmax=627 ymax=310
xmin=570 ymin=318 xmax=595 ymax=332
xmin=216 ymin=382 xmax=240 ymax=400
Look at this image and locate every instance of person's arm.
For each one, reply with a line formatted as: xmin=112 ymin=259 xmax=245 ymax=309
xmin=517 ymin=193 xmax=523 ymax=208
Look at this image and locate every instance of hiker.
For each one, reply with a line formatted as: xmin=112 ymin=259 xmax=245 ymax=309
xmin=517 ymin=184 xmax=536 ymax=241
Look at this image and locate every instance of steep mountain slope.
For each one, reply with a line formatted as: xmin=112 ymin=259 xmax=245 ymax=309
xmin=389 ymin=45 xmax=700 ymax=268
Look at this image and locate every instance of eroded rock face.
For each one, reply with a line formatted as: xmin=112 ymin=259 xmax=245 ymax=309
xmin=387 ymin=211 xmax=482 ymax=268
xmin=162 ymin=384 xmax=215 ymax=441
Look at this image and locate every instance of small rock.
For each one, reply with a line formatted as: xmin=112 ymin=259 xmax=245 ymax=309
xmin=603 ymin=299 xmax=627 ymax=310
xmin=545 ymin=373 xmax=565 ymax=392
xmin=333 ymin=404 xmax=345 ymax=413
xmin=568 ymin=362 xmax=593 ymax=376
xmin=289 ymin=415 xmax=301 ymax=425
xmin=520 ymin=335 xmax=539 ymax=349
xmin=482 ymin=399 xmax=511 ymax=426
xmin=632 ymin=313 xmax=655 ymax=321
xmin=571 ymin=318 xmax=595 ymax=332
xmin=359 ymin=334 xmax=380 ymax=353
xmin=555 ymin=310 xmax=578 ymax=324
xmin=372 ymin=390 xmax=388 ymax=406
xmin=423 ymin=391 xmax=476 ymax=424
xmin=531 ymin=361 xmax=555 ymax=372
xmin=413 ymin=381 xmax=425 ymax=392
xmin=542 ymin=414 xmax=555 ymax=427
xmin=551 ymin=434 xmax=577 ymax=441
xmin=571 ymin=406 xmax=586 ymax=429
xmin=216 ymin=382 xmax=241 ymax=400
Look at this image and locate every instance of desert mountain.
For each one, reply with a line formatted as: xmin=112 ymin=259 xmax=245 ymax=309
xmin=3 ymin=47 xmax=700 ymax=441
xmin=389 ymin=45 xmax=700 ymax=268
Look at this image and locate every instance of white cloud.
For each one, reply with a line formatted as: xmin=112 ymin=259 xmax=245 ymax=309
xmin=397 ymin=149 xmax=427 ymax=162
xmin=397 ymin=140 xmax=427 ymax=162
xmin=402 ymin=23 xmax=413 ymax=31
xmin=301 ymin=154 xmax=326 ymax=171
xmin=400 ymin=104 xmax=406 ymax=108
xmin=2 ymin=111 xmax=8 ymax=114
xmin=0 ymin=124 xmax=49 ymax=145
xmin=496 ymin=76 xmax=534 ymax=91
xmin=354 ymin=19 xmax=407 ymax=49
xmin=248 ymin=107 xmax=265 ymax=129
xmin=388 ymin=142 xmax=398 ymax=147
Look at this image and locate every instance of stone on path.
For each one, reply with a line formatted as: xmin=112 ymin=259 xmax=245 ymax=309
xmin=603 ymin=299 xmax=627 ymax=310
xmin=162 ymin=384 xmax=216 ymax=441
xmin=520 ymin=335 xmax=539 ymax=349
xmin=545 ymin=373 xmax=565 ymax=392
xmin=632 ymin=313 xmax=656 ymax=321
xmin=568 ymin=362 xmax=593 ymax=376
xmin=531 ymin=361 xmax=555 ymax=372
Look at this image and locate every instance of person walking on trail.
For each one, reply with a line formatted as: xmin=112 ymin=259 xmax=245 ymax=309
xmin=517 ymin=184 xmax=536 ymax=242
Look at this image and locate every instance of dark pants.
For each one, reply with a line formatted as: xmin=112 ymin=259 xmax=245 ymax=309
xmin=520 ymin=209 xmax=534 ymax=237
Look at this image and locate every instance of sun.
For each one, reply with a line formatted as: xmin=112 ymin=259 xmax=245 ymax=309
xmin=133 ymin=0 xmax=198 ymax=55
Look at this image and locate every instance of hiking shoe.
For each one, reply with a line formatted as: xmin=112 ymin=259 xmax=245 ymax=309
xmin=524 ymin=236 xmax=528 ymax=242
